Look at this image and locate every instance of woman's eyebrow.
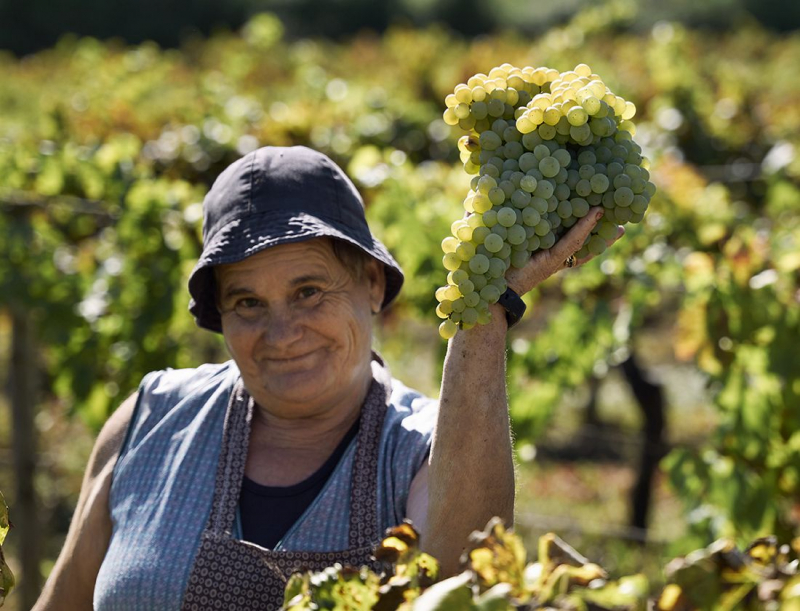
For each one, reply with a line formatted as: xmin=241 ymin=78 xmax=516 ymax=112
xmin=220 ymin=285 xmax=255 ymax=300
xmin=289 ymin=274 xmax=329 ymax=287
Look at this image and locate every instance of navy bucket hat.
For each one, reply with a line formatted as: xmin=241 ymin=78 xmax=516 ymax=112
xmin=188 ymin=145 xmax=404 ymax=333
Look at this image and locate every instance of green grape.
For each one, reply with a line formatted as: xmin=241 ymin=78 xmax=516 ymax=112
xmin=570 ymin=123 xmax=591 ymax=142
xmin=590 ymin=173 xmax=610 ymax=193
xmin=503 ymin=126 xmax=522 ymax=142
xmin=471 ymin=101 xmax=489 ymax=119
xmin=596 ymin=220 xmax=618 ymax=241
xmin=555 ymin=183 xmax=571 ymax=201
xmin=444 ymin=285 xmax=461 ymax=301
xmin=470 ymin=274 xmax=488 ymax=291
xmin=463 ymin=291 xmax=481 ymax=308
xmin=613 ymin=206 xmax=633 ymax=224
xmin=504 ymin=142 xmax=524 ymax=159
xmin=497 ymin=243 xmax=512 ymax=260
xmin=487 ymin=257 xmax=507 ymax=278
xmin=461 ymin=308 xmax=479 ymax=325
xmin=448 ymin=269 xmax=469 ymax=285
xmin=472 ymin=226 xmax=491 ymax=244
xmin=457 ymin=275 xmax=475 ymax=295
xmin=522 ymin=207 xmax=541 ymax=226
xmin=579 ymin=164 xmax=596 ymax=180
xmin=538 ymin=124 xmax=556 ymax=140
xmin=614 ymin=187 xmax=634 ymax=207
xmin=534 ymin=218 xmax=551 ymax=236
xmin=631 ymin=177 xmax=647 ymax=194
xmin=442 ymin=236 xmax=458 ymax=253
xmin=534 ymin=180 xmax=554 ymax=199
xmin=511 ymin=189 xmax=531 ymax=208
xmin=522 ymin=132 xmax=543 ymax=150
xmin=472 ymin=193 xmax=492 ymax=213
xmin=491 ymin=225 xmax=508 ymax=240
xmin=531 ymin=196 xmax=548 ymax=214
xmin=443 ymin=108 xmax=459 ymax=125
xmin=631 ymin=195 xmax=649 ymax=214
xmin=487 ymin=98 xmax=505 ymax=117
xmin=456 ymin=225 xmax=473 ymax=241
xmin=468 ymin=254 xmax=490 ymax=274
xmin=539 ymin=156 xmax=560 ymax=178
xmin=499 ymin=180 xmax=515 ymax=198
xmin=587 ymin=235 xmax=607 ymax=255
xmin=456 ymin=241 xmax=475 ymax=261
xmin=575 ymin=179 xmax=592 ymax=197
xmin=539 ymin=231 xmax=556 ymax=249
xmin=484 ymin=233 xmax=504 ymax=253
xmin=497 ymin=207 xmax=517 ymax=227
xmin=628 ymin=211 xmax=645 ymax=224
xmin=602 ymin=191 xmax=615 ymax=208
xmin=557 ymin=200 xmax=573 ymax=219
xmin=567 ymin=106 xmax=588 ymax=126
xmin=483 ymin=209 xmax=498 ymax=227
xmin=507 ymin=224 xmax=527 ymax=245
xmin=553 ymin=148 xmax=572 ymax=167
xmin=571 ymin=198 xmax=590 ymax=218
xmin=581 ymin=96 xmax=601 ymax=115
xmin=533 ymin=144 xmax=551 ymax=160
xmin=520 ymin=175 xmax=538 ymax=193
xmin=480 ymin=284 xmax=501 ymax=303
xmin=436 ymin=301 xmax=453 ymax=318
xmin=479 ymin=130 xmax=502 ymax=150
xmin=613 ymin=173 xmax=632 ymax=189
xmin=587 ymin=192 xmax=602 ymax=207
xmin=547 ymin=196 xmax=559 ymax=212
xmin=443 ymin=253 xmax=461 ymax=271
xmin=488 ymin=187 xmax=506 ymax=206
xmin=452 ymin=297 xmax=466 ymax=313
xmin=519 ymin=153 xmax=538 ymax=173
xmin=477 ymin=175 xmax=497 ymax=193
xmin=439 ymin=319 xmax=458 ymax=339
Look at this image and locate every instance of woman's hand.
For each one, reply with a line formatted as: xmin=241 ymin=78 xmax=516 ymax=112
xmin=505 ymin=208 xmax=625 ymax=296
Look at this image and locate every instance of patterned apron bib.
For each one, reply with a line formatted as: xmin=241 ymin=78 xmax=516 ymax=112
xmin=180 ymin=370 xmax=389 ymax=610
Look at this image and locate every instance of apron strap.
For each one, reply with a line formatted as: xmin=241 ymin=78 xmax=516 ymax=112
xmin=207 ymin=379 xmax=251 ymax=534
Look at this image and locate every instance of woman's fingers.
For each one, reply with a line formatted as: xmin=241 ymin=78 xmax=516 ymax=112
xmin=506 ymin=208 xmax=605 ymax=293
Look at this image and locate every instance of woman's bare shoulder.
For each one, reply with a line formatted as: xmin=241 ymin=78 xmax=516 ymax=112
xmin=32 ymin=392 xmax=138 ymax=611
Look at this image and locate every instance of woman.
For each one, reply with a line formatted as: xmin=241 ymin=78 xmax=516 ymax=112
xmin=34 ymin=146 xmax=619 ymax=610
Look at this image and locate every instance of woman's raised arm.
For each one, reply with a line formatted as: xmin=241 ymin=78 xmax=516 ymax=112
xmin=419 ymin=209 xmax=618 ymax=575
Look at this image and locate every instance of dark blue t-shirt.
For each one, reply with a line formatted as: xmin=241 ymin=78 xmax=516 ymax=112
xmin=239 ymin=418 xmax=361 ymax=549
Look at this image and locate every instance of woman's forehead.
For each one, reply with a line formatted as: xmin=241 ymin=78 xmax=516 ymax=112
xmin=216 ymin=239 xmax=344 ymax=283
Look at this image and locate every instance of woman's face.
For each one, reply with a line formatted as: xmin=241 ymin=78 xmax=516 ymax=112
xmin=215 ymin=239 xmax=385 ymax=420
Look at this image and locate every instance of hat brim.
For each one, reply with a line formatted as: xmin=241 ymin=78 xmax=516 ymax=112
xmin=188 ymin=209 xmax=404 ymax=333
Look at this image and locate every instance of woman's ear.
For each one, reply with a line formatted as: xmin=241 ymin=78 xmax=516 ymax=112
xmin=365 ymin=259 xmax=386 ymax=314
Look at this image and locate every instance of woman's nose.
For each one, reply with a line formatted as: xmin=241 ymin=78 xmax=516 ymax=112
xmin=261 ymin=307 xmax=303 ymax=347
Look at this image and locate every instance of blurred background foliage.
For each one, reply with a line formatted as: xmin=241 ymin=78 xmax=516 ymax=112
xmin=0 ymin=0 xmax=799 ymax=608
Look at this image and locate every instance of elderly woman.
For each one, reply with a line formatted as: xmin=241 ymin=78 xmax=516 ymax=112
xmin=35 ymin=146 xmax=616 ymax=610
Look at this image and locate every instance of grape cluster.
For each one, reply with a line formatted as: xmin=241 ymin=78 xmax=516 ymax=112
xmin=436 ymin=63 xmax=655 ymax=340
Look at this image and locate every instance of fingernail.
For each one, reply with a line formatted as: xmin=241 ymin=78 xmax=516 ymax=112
xmin=595 ymin=210 xmax=604 ymax=221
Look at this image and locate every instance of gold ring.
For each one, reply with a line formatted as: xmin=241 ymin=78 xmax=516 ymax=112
xmin=566 ymin=254 xmax=576 ymax=268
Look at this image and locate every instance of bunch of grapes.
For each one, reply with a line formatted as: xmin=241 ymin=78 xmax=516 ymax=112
xmin=436 ymin=63 xmax=655 ymax=340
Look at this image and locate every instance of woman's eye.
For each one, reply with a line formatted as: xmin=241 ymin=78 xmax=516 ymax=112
xmin=234 ymin=297 xmax=263 ymax=313
xmin=298 ymin=287 xmax=320 ymax=300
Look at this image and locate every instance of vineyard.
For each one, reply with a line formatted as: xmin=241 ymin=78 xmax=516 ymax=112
xmin=1 ymin=0 xmax=799 ymax=607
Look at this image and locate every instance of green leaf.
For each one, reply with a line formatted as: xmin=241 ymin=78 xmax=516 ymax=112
xmin=411 ymin=572 xmax=474 ymax=611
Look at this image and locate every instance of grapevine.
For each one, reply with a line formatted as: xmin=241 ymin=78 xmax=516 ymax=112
xmin=436 ymin=63 xmax=656 ymax=339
